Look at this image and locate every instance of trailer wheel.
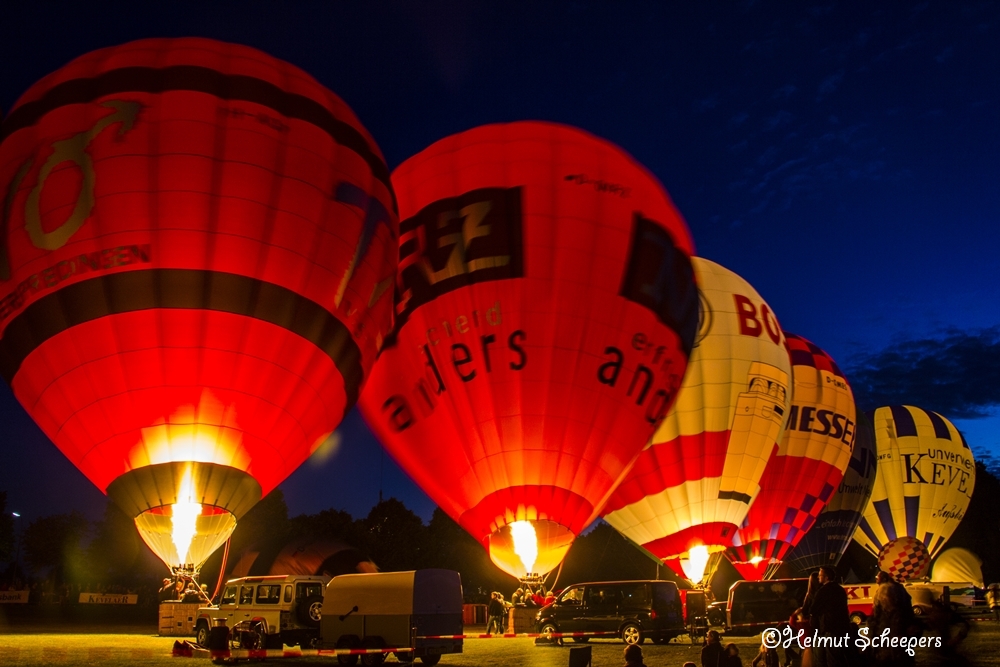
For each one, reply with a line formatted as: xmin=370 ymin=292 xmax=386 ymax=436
xmin=336 ymin=635 xmax=360 ymax=666
xmin=361 ymin=637 xmax=385 ymax=666
xmin=419 ymin=656 xmax=441 ymax=666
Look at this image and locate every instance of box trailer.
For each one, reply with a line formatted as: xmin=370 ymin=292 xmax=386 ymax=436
xmin=320 ymin=569 xmax=463 ymax=666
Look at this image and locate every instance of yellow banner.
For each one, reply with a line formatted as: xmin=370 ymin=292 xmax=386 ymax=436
xmin=0 ymin=590 xmax=29 ymax=603
xmin=78 ymin=593 xmax=138 ymax=604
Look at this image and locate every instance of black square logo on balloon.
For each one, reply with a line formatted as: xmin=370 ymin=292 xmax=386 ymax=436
xmin=619 ymin=213 xmax=698 ymax=356
xmin=391 ymin=187 xmax=524 ymax=336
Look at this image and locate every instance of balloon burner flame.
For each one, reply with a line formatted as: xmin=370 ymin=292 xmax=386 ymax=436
xmin=680 ymin=545 xmax=711 ymax=583
xmin=510 ymin=521 xmax=538 ymax=576
xmin=171 ymin=469 xmax=202 ymax=566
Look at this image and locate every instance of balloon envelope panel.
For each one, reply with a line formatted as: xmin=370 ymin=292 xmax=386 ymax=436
xmin=602 ymin=258 xmax=791 ymax=572
xmin=728 ymin=333 xmax=855 ymax=579
xmin=359 ymin=122 xmax=699 ymax=577
xmin=0 ymin=38 xmax=397 ymax=569
xmin=854 ymin=406 xmax=975 ymax=562
xmin=785 ymin=408 xmax=877 ymax=575
xmin=931 ymin=547 xmax=984 ymax=588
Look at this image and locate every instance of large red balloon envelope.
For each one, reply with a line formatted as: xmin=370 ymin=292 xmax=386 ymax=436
xmin=359 ymin=122 xmax=699 ymax=579
xmin=0 ymin=38 xmax=398 ymax=573
xmin=727 ymin=333 xmax=855 ymax=580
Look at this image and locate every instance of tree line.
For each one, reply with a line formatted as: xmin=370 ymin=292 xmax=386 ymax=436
xmin=1 ymin=461 xmax=997 ymax=601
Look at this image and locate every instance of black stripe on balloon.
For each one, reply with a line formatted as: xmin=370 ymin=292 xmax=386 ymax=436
xmin=0 ymin=65 xmax=395 ymax=213
xmin=925 ymin=410 xmax=952 ymax=441
xmin=0 ymin=269 xmax=362 ymax=418
xmin=889 ymin=405 xmax=918 ymax=438
xmin=718 ymin=490 xmax=752 ymax=505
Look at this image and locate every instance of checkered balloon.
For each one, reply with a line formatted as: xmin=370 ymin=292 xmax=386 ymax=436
xmin=878 ymin=536 xmax=930 ymax=582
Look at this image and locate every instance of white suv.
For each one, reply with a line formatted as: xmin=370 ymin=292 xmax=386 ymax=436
xmin=195 ymin=575 xmax=329 ymax=649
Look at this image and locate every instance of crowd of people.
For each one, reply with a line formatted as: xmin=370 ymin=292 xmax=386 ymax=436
xmin=157 ymin=576 xmax=212 ymax=605
xmin=698 ymin=566 xmax=931 ymax=667
xmin=484 ymin=584 xmax=558 ymax=634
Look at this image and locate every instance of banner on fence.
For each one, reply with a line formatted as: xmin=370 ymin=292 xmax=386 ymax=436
xmin=79 ymin=593 xmax=138 ymax=604
xmin=0 ymin=590 xmax=29 ymax=603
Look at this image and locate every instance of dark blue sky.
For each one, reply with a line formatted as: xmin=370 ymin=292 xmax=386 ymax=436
xmin=2 ymin=1 xmax=998 ymax=524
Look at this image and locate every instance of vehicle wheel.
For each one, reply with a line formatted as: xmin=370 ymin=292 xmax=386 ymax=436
xmin=394 ymin=650 xmax=414 ymax=663
xmin=571 ymin=636 xmax=589 ymax=643
xmin=850 ymin=612 xmax=866 ymax=625
xmin=195 ymin=621 xmax=210 ymax=647
xmin=336 ymin=635 xmax=360 ymax=666
xmin=361 ymin=637 xmax=385 ymax=666
xmin=297 ymin=595 xmax=324 ymax=626
xmin=419 ymin=656 xmax=441 ymax=666
xmin=540 ymin=622 xmax=562 ymax=645
xmin=621 ymin=623 xmax=644 ymax=645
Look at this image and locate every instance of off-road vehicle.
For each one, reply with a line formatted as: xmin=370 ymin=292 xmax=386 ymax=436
xmin=195 ymin=574 xmax=329 ymax=648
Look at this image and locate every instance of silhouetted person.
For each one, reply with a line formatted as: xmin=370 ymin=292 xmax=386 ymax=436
xmin=808 ymin=566 xmax=852 ymax=667
xmin=723 ymin=642 xmax=743 ymax=667
xmin=869 ymin=570 xmax=916 ymax=666
xmin=158 ymin=578 xmax=175 ymax=603
xmin=702 ymin=630 xmax=724 ymax=667
xmin=623 ymin=644 xmax=647 ymax=666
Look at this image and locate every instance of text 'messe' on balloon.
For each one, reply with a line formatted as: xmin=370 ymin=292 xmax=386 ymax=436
xmin=726 ymin=332 xmax=856 ymax=580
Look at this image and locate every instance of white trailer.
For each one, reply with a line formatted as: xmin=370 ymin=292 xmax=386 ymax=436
xmin=320 ymin=569 xmax=463 ymax=666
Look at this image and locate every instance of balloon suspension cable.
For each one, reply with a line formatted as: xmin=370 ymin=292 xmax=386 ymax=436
xmin=547 ymin=560 xmax=565 ymax=593
xmin=765 ymin=560 xmax=782 ymax=581
xmin=211 ymin=537 xmax=231 ymax=604
xmin=698 ymin=551 xmax=725 ymax=590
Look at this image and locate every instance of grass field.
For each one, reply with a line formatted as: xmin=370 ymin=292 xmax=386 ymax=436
xmin=1 ymin=623 xmax=998 ymax=667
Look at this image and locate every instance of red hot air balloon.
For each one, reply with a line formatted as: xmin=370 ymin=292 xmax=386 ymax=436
xmin=359 ymin=122 xmax=699 ymax=580
xmin=727 ymin=333 xmax=855 ymax=580
xmin=0 ymin=38 xmax=398 ymax=574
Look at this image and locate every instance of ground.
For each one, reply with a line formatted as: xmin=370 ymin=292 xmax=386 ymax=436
xmin=0 ymin=624 xmax=998 ymax=667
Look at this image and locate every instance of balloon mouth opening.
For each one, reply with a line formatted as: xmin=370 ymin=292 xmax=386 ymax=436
xmin=678 ymin=545 xmax=725 ymax=584
xmin=134 ymin=505 xmax=236 ymax=575
xmin=488 ymin=519 xmax=575 ymax=579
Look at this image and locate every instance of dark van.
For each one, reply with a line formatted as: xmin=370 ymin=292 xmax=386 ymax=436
xmin=535 ymin=580 xmax=683 ymax=645
xmin=726 ymin=578 xmax=809 ymax=635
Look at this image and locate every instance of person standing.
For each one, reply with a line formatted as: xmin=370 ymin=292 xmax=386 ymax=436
xmin=868 ymin=570 xmax=916 ymax=666
xmin=987 ymin=584 xmax=1000 ymax=624
xmin=702 ymin=630 xmax=725 ymax=667
xmin=487 ymin=592 xmax=504 ymax=635
xmin=807 ymin=566 xmax=852 ymax=667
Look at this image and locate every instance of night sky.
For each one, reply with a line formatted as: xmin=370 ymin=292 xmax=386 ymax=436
xmin=1 ymin=1 xmax=998 ymax=527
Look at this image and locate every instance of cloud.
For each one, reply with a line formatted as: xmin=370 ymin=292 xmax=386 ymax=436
xmin=935 ymin=45 xmax=954 ymax=64
xmin=772 ymin=84 xmax=797 ymax=100
xmin=844 ymin=327 xmax=1000 ymax=419
xmin=816 ymin=69 xmax=845 ymax=100
xmin=763 ymin=109 xmax=794 ymax=131
xmin=693 ymin=95 xmax=719 ymax=113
